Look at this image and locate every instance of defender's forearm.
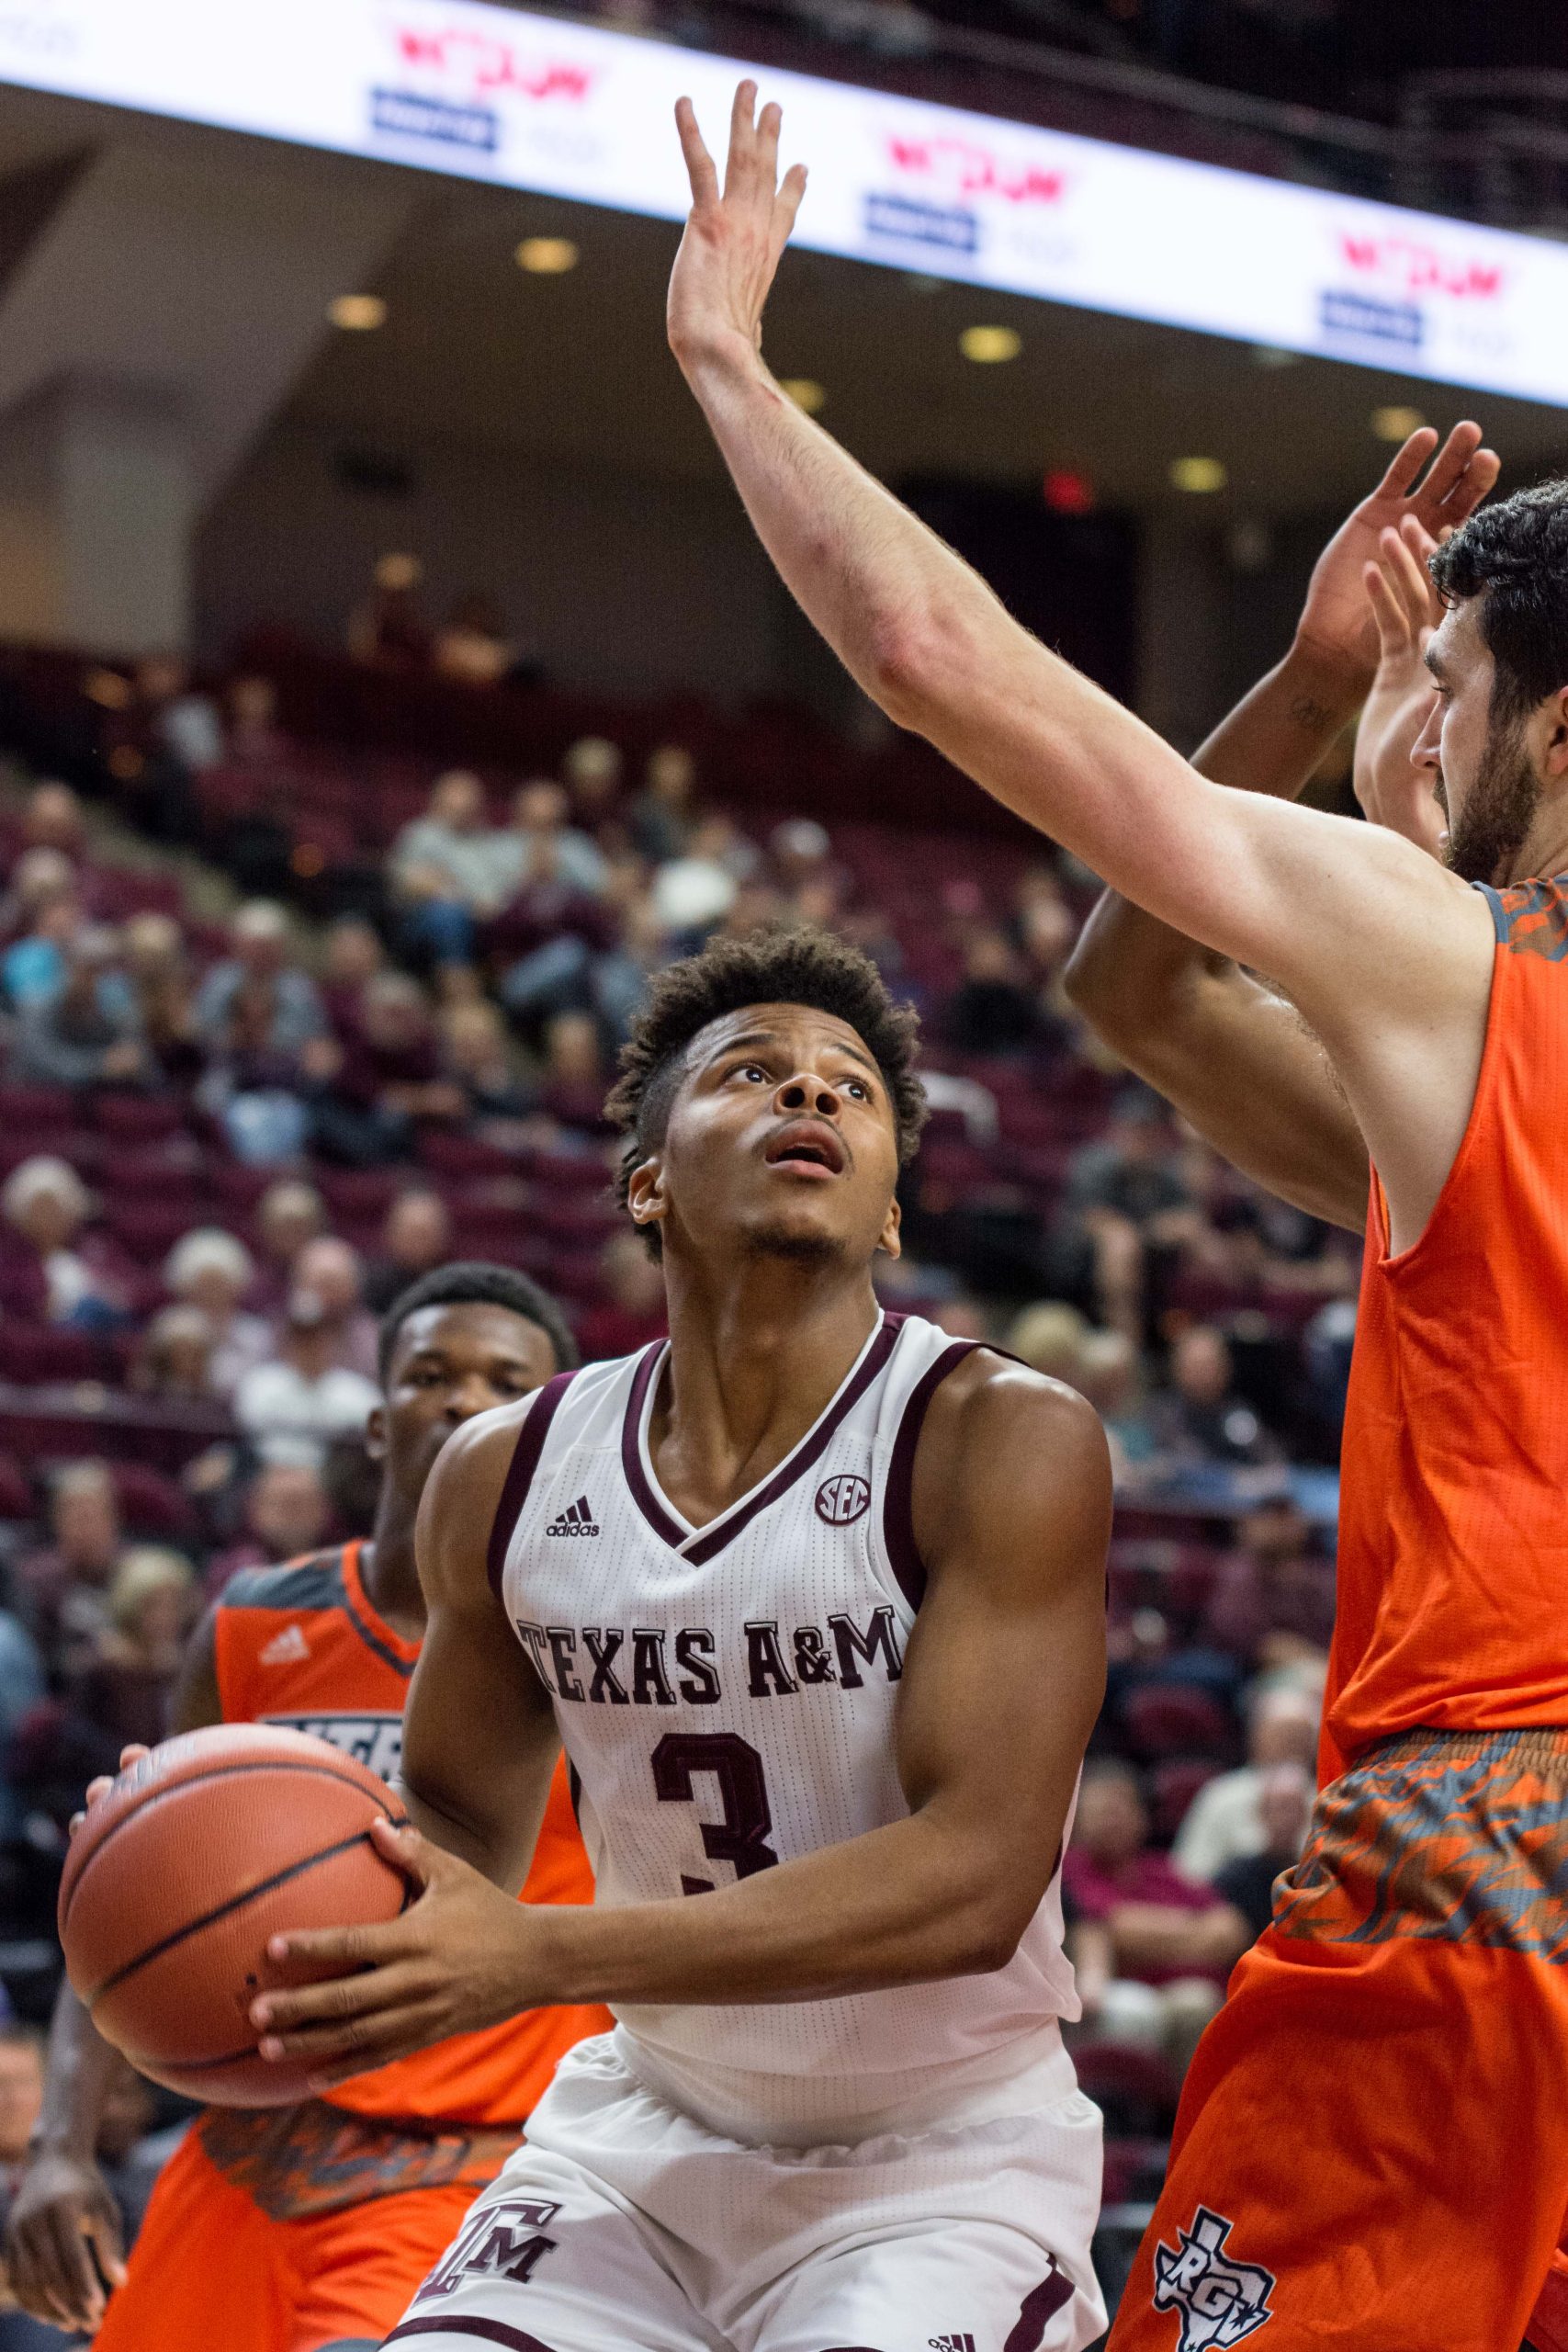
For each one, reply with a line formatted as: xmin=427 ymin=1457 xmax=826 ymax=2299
xmin=31 ymin=1980 xmax=118 ymax=2160
xmin=529 ymin=1804 xmax=1043 ymax=2008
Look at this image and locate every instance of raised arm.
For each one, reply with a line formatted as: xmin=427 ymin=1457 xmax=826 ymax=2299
xmin=1063 ymin=431 xmax=1495 ymax=1231
xmin=4 ymin=1612 xmax=223 ymax=2332
xmin=244 ymin=1363 xmax=1109 ymax=2086
xmin=667 ymin=86 xmax=1499 ymax=1250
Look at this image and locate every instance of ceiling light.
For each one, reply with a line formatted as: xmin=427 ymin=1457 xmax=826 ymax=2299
xmin=516 ymin=237 xmax=579 ymax=275
xmin=1170 ymin=456 xmax=1228 ymax=493
xmin=960 ymin=325 xmax=1021 ymax=364
xmin=1371 ymin=403 xmax=1427 ymax=442
xmin=780 ymin=379 xmax=826 ymax=414
xmin=328 ymin=294 xmax=387 ymax=331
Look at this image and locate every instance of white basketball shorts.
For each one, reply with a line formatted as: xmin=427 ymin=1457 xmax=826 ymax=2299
xmin=382 ymin=2031 xmax=1107 ymax=2352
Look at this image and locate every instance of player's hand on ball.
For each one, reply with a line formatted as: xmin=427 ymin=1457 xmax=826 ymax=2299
xmin=4 ymin=2149 xmax=127 ymax=2329
xmin=69 ymin=1746 xmax=151 ymax=1837
xmin=668 ymin=80 xmax=807 ymax=375
xmin=248 ymin=1820 xmax=544 ymax=2087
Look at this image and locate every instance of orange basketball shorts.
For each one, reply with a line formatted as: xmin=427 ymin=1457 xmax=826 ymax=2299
xmin=92 ymin=2128 xmax=485 ymax=2352
xmin=1108 ymin=1727 xmax=1568 ymax=2352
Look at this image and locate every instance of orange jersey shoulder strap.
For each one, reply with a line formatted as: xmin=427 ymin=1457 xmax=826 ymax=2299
xmin=213 ymin=1542 xmax=416 ymax=1782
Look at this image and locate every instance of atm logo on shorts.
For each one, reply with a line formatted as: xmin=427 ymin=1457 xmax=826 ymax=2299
xmin=1152 ymin=2207 xmax=1275 ymax=2348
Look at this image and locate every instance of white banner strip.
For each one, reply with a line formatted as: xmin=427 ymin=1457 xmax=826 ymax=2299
xmin=1 ymin=0 xmax=1563 ymax=403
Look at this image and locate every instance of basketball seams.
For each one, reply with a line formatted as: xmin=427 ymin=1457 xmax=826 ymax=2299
xmin=59 ymin=1758 xmax=405 ymax=1936
xmin=82 ymin=1822 xmax=402 ymax=2006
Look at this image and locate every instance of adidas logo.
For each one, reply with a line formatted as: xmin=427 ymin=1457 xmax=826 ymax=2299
xmin=260 ymin=1624 xmax=310 ymax=1667
xmin=546 ymin=1496 xmax=600 ymax=1538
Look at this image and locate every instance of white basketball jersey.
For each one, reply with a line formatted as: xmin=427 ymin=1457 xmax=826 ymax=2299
xmin=493 ymin=1308 xmax=1080 ymax=2134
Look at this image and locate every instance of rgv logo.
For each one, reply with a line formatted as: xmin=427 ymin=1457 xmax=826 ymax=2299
xmin=1153 ymin=2208 xmax=1275 ymax=2348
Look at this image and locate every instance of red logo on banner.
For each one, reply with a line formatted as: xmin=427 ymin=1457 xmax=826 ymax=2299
xmin=1339 ymin=232 xmax=1503 ymax=301
xmin=886 ymin=134 xmax=1068 ymax=207
xmin=390 ymin=24 xmax=596 ymax=102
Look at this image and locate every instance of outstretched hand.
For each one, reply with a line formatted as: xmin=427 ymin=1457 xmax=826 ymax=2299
xmin=246 ymin=1817 xmax=548 ymax=2089
xmin=1354 ymin=514 xmax=1447 ymax=856
xmin=668 ymin=80 xmax=807 ymax=377
xmin=1296 ymin=422 xmax=1499 ymax=685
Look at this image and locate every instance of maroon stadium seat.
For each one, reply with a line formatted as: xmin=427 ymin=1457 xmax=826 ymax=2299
xmin=1122 ymin=1682 xmax=1234 ymax=1762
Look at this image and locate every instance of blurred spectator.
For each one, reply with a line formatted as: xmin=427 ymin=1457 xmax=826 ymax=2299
xmin=143 ymin=656 xmax=223 ymax=775
xmin=943 ymin=927 xmax=1042 ymax=1056
xmin=650 ymin=816 xmax=745 ymax=942
xmin=13 ymin=1462 xmax=124 ymax=1672
xmin=319 ymin=916 xmax=388 ymax=1027
xmin=9 ymin=930 xmax=151 ymax=1092
xmin=205 ymin=1460 xmax=333 ymax=1596
xmin=254 ymin=1180 xmax=328 ymax=1307
xmin=363 ymin=1191 xmax=454 ymax=1315
xmin=1064 ymin=1760 xmax=1245 ymax=2074
xmin=1057 ymin=1090 xmax=1201 ymax=1338
xmin=0 ymin=2026 xmax=44 ymax=2183
xmin=489 ymin=870 xmax=623 ymax=1041
xmin=314 ymin=974 xmax=462 ymax=1164
xmin=288 ymin=1238 xmax=378 ymax=1380
xmin=196 ymin=902 xmax=325 ymax=1056
xmin=1071 ymin=1328 xmax=1156 ymax=1474
xmin=1171 ymin=1679 xmax=1321 ymax=1881
xmin=769 ymin=818 xmax=839 ymax=903
xmin=1011 ymin=864 xmax=1076 ymax=984
xmin=130 ymin=1305 xmax=216 ymax=1402
xmin=538 ymin=1012 xmax=608 ymax=1129
xmin=389 ymin=771 xmax=504 ymax=967
xmin=198 ymin=971 xmax=324 ymax=1166
xmin=1201 ymin=1497 xmax=1336 ymax=1668
xmin=1006 ymin=1299 xmax=1089 ymax=1386
xmin=346 ymin=551 xmax=430 ymax=668
xmin=226 ymin=674 xmax=290 ymax=769
xmin=501 ymin=780 xmax=608 ymax=900
xmin=0 ymin=1159 xmax=133 ymax=1329
xmin=0 ymin=1608 xmax=44 ymax=1840
xmin=1153 ymin=1325 xmax=1280 ymax=1469
xmin=164 ymin=1228 xmax=270 ymax=1397
xmin=123 ymin=914 xmax=201 ymax=1084
xmin=18 ymin=783 xmax=85 ymax=862
xmin=563 ymin=737 xmax=625 ymax=842
xmin=0 ymin=853 xmax=81 ymax=1007
xmin=630 ymin=744 xmax=697 ymax=864
xmin=440 ymin=1001 xmax=536 ymax=1130
xmin=577 ymin=1231 xmax=669 ymax=1362
xmin=233 ymin=1290 xmax=379 ymax=1469
xmin=80 ymin=1547 xmax=198 ymax=1748
xmin=433 ymin=593 xmax=516 ymax=686
xmin=1210 ymin=1759 xmax=1314 ymax=1942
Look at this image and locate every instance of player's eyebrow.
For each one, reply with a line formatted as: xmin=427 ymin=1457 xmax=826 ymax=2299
xmin=711 ymin=1026 xmax=881 ymax=1080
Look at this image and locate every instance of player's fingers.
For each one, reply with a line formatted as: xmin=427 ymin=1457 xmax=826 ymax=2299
xmin=254 ymin=1952 xmax=424 ymax=2035
xmin=1364 ymin=559 xmax=1407 ymax=656
xmin=673 ymin=98 xmax=719 ymax=209
xmin=83 ymin=2205 xmax=127 ymax=2290
xmin=1374 ymin=424 xmax=1438 ymax=500
xmin=304 ymin=2006 xmax=447 ymax=2091
xmin=367 ymin=1813 xmax=430 ymax=1885
xmin=1438 ymin=443 xmax=1501 ymax=521
xmin=41 ymin=2209 xmax=101 ymax=2329
xmin=117 ymin=1745 xmax=150 ymax=1772
xmin=259 ymin=1978 xmax=434 ymax=2064
xmin=755 ymin=100 xmax=783 ymax=195
xmin=1414 ymin=419 xmax=1482 ymax=510
xmin=1386 ymin=523 xmax=1434 ymax=622
xmin=724 ymin=79 xmax=759 ymax=200
xmin=773 ymin=162 xmax=808 ymax=248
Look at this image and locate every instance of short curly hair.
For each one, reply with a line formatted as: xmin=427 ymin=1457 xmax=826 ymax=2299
xmin=1429 ymin=478 xmax=1568 ymax=726
xmin=605 ymin=928 xmax=927 ymax=1249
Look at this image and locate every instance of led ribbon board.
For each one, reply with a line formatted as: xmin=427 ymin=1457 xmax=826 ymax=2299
xmin=2 ymin=0 xmax=1564 ymax=402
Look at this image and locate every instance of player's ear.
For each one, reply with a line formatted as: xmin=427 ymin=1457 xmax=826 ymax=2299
xmin=626 ymin=1156 xmax=670 ymax=1242
xmin=876 ymin=1193 xmax=902 ymax=1261
xmin=365 ymin=1404 xmax=389 ymax=1464
xmin=1543 ymin=683 xmax=1568 ymax=778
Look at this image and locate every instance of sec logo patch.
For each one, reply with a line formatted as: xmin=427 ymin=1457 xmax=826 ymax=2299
xmin=815 ymin=1474 xmax=871 ymax=1525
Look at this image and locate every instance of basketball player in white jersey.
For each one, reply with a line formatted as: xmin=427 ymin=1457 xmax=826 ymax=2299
xmin=246 ymin=927 xmax=1113 ymax=2352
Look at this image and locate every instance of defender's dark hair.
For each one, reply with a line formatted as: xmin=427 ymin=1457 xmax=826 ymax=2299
xmin=1429 ymin=478 xmax=1568 ymax=726
xmin=605 ymin=927 xmax=927 ymax=1249
xmin=378 ymin=1261 xmax=579 ymax=1383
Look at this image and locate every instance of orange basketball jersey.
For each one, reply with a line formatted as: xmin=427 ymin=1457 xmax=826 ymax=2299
xmin=1327 ymin=875 xmax=1568 ymax=1780
xmin=214 ymin=1542 xmax=607 ymax=2126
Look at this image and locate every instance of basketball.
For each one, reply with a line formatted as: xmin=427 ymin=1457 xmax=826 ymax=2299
xmin=57 ymin=1724 xmax=411 ymax=2106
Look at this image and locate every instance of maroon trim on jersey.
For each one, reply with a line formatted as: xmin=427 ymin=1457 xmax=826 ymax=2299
xmin=485 ymin=1372 xmax=579 ymax=1601
xmin=621 ymin=1342 xmax=688 ymax=1548
xmin=384 ymin=2323 xmax=559 ymax=2352
xmin=881 ymin=1339 xmax=983 ymax=1613
xmin=1003 ymin=2258 xmax=1075 ymax=2349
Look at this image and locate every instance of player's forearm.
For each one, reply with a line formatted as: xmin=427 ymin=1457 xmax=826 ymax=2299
xmin=1064 ymin=639 xmax=1359 ymax=1040
xmin=530 ymin=1804 xmax=1045 ymax=2008
xmin=30 ymin=1980 xmax=118 ymax=2160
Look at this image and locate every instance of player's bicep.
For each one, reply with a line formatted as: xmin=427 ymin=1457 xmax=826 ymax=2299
xmin=896 ymin=1371 xmax=1110 ymax=1927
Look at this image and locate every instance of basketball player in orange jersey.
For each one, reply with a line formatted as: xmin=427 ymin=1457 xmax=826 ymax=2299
xmin=637 ymin=81 xmax=1568 ymax=2345
xmin=4 ymin=1264 xmax=609 ymax=2352
xmin=231 ymin=926 xmax=1114 ymax=2351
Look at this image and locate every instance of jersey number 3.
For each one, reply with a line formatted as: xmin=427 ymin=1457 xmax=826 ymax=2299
xmin=652 ymin=1731 xmax=780 ymax=1894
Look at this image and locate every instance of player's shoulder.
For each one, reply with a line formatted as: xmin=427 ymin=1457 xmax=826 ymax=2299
xmin=916 ymin=1343 xmax=1109 ymax=1496
xmin=218 ymin=1545 xmax=350 ymax=1615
